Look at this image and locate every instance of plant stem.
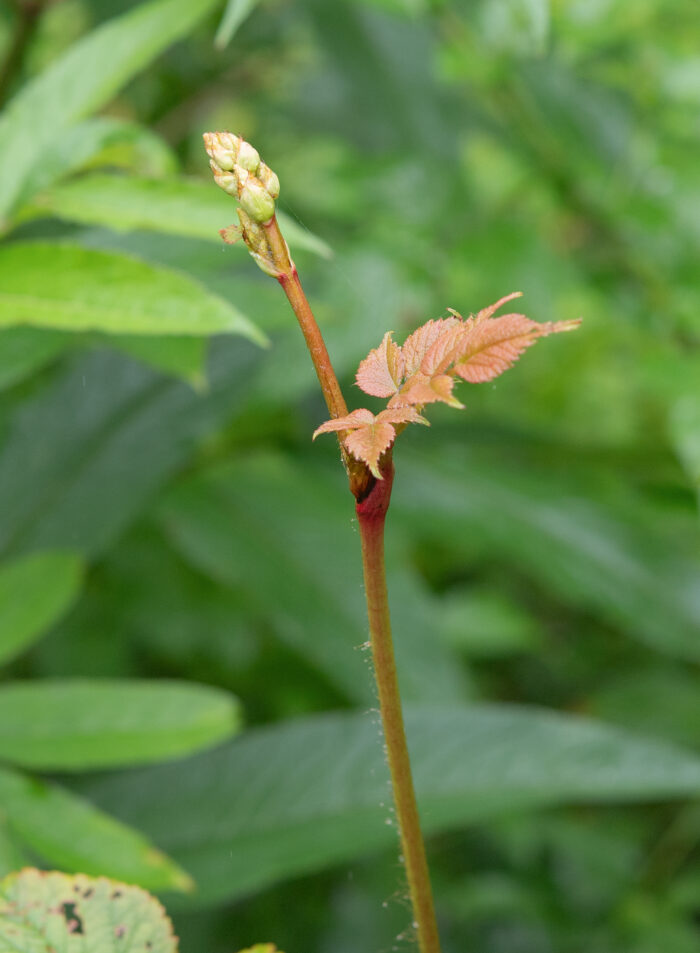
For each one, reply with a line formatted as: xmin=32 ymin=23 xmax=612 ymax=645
xmin=356 ymin=465 xmax=442 ymax=953
xmin=263 ymin=211 xmax=441 ymax=949
xmin=264 ymin=215 xmax=347 ymax=421
xmin=263 ymin=214 xmax=371 ymax=499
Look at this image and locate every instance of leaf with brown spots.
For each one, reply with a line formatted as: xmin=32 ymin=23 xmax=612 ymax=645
xmin=0 ymin=868 xmax=177 ymax=952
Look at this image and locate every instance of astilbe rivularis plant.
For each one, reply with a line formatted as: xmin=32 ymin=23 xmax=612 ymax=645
xmin=204 ymin=131 xmax=580 ymax=953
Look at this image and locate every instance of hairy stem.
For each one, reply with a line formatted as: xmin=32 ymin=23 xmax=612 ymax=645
xmin=357 ymin=465 xmax=441 ymax=953
xmin=264 ymin=215 xmax=347 ymax=421
xmin=263 ymin=211 xmax=441 ymax=949
xmin=263 ymin=214 xmax=371 ymax=499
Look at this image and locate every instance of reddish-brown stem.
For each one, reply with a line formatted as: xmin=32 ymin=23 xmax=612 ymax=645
xmin=357 ymin=464 xmax=441 ymax=953
xmin=263 ymin=216 xmax=346 ymax=420
xmin=263 ymin=214 xmax=371 ymax=499
xmin=260 ymin=210 xmax=441 ymax=950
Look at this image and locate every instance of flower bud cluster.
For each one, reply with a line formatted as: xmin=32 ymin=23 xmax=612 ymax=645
xmin=203 ymin=131 xmax=280 ymax=223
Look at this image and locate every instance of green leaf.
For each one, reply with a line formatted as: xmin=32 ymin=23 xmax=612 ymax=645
xmin=0 ymin=243 xmax=265 ymax=342
xmin=0 ymin=820 xmax=27 ymax=879
xmin=439 ymin=587 xmax=541 ymax=658
xmin=393 ymin=448 xmax=700 ymax=662
xmin=0 ymin=767 xmax=191 ymax=892
xmin=0 ymin=868 xmax=177 ymax=953
xmin=670 ymin=396 xmax=700 ymax=508
xmin=0 ymin=0 xmax=223 ymax=223
xmin=82 ymin=705 xmax=700 ymax=906
xmin=0 ymin=328 xmax=70 ymax=392
xmin=475 ymin=0 xmax=550 ymax=56
xmin=30 ymin=174 xmax=332 ymax=258
xmin=0 ymin=345 xmax=259 ymax=558
xmin=158 ymin=454 xmax=467 ymax=705
xmin=0 ymin=552 xmax=83 ymax=666
xmin=106 ymin=335 xmax=206 ymax=386
xmin=0 ymin=679 xmax=242 ymax=770
xmin=215 ymin=0 xmax=261 ymax=49
xmin=590 ymin=668 xmax=700 ymax=752
xmin=13 ymin=120 xmax=177 ymax=205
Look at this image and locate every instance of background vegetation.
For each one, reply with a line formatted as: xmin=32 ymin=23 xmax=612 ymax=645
xmin=0 ymin=0 xmax=699 ymax=951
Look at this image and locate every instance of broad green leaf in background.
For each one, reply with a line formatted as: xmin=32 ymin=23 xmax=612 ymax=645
xmin=0 ymin=766 xmax=191 ymax=892
xmin=215 ymin=0 xmax=261 ymax=49
xmin=0 ymin=328 xmax=70 ymax=392
xmin=393 ymin=447 xmax=700 ymax=662
xmin=0 ymin=551 xmax=83 ymax=666
xmin=0 ymin=329 xmax=204 ymax=391
xmin=0 ymin=868 xmax=177 ymax=953
xmin=158 ymin=454 xmax=467 ymax=705
xmin=670 ymin=397 xmax=700 ymax=513
xmin=0 ymin=0 xmax=223 ymax=224
xmin=590 ymin=668 xmax=700 ymax=752
xmin=0 ymin=821 xmax=26 ymax=880
xmin=30 ymin=175 xmax=332 ymax=259
xmin=0 ymin=344 xmax=260 ymax=558
xmin=14 ymin=119 xmax=177 ymax=202
xmin=82 ymin=705 xmax=700 ymax=906
xmin=0 ymin=679 xmax=242 ymax=770
xmin=0 ymin=243 xmax=265 ymax=341
xmin=438 ymin=587 xmax=542 ymax=658
xmin=105 ymin=335 xmax=207 ymax=387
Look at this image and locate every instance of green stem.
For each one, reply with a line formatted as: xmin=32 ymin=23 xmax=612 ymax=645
xmin=356 ymin=463 xmax=442 ymax=953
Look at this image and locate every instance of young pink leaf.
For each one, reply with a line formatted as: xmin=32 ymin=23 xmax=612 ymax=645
xmin=401 ymin=317 xmax=461 ymax=378
xmin=474 ymin=291 xmax=523 ymax=323
xmin=356 ymin=331 xmax=404 ymax=397
xmin=345 ymin=420 xmax=397 ymax=479
xmin=312 ymin=408 xmax=375 ymax=439
xmin=419 ymin=322 xmax=473 ymax=377
xmin=390 ymin=373 xmax=463 ymax=409
xmin=376 ymin=406 xmax=429 ymax=427
xmin=453 ymin=314 xmax=581 ymax=383
xmin=313 ymin=406 xmax=429 ymax=478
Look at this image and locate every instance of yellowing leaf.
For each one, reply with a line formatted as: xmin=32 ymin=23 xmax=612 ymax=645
xmin=355 ymin=331 xmax=404 ymax=397
xmin=236 ymin=946 xmax=284 ymax=953
xmin=0 ymin=868 xmax=177 ymax=952
xmin=453 ymin=314 xmax=581 ymax=383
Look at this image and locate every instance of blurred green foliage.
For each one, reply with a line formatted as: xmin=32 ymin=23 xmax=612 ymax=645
xmin=0 ymin=0 xmax=698 ymax=951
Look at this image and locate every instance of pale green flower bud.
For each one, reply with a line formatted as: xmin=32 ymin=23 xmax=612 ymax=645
xmin=258 ymin=163 xmax=280 ymax=200
xmin=239 ymin=175 xmax=275 ymax=223
xmin=236 ymin=140 xmax=260 ymax=173
xmin=203 ymin=131 xmax=238 ymax=172
xmin=237 ymin=209 xmax=274 ymax=276
xmin=210 ymin=160 xmax=240 ymax=197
